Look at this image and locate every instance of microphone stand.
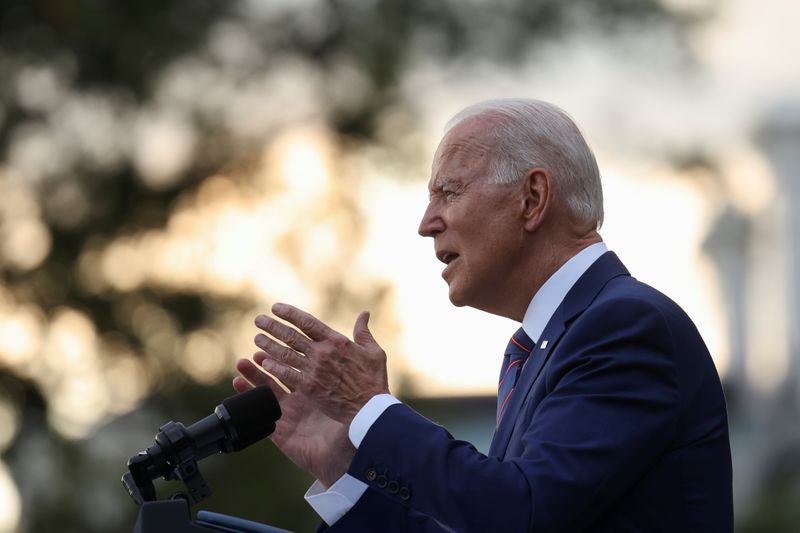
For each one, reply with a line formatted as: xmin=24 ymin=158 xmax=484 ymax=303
xmin=122 ymin=421 xmax=291 ymax=533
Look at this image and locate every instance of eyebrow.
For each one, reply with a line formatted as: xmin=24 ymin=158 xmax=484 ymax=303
xmin=429 ymin=177 xmax=449 ymax=191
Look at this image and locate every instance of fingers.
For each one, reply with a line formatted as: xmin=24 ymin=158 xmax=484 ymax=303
xmin=255 ymin=314 xmax=313 ymax=354
xmin=246 ymin=304 xmax=389 ymax=425
xmin=235 ymin=356 xmax=288 ymax=399
xmin=254 ymin=331 xmax=309 ymax=371
xmin=352 ymin=311 xmax=374 ymax=345
xmin=236 ymin=357 xmax=273 ymax=387
xmin=260 ymin=357 xmax=303 ymax=391
xmin=232 ymin=376 xmax=253 ymax=393
xmin=271 ymin=302 xmax=343 ymax=342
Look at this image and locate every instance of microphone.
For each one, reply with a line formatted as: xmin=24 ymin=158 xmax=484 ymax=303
xmin=158 ymin=384 xmax=281 ymax=458
xmin=122 ymin=385 xmax=281 ymax=505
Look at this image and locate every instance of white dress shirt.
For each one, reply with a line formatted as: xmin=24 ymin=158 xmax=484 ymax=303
xmin=305 ymin=242 xmax=609 ymax=524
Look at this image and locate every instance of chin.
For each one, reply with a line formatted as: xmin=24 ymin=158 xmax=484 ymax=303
xmin=448 ymin=297 xmax=468 ymax=308
xmin=447 ymin=284 xmax=472 ymax=308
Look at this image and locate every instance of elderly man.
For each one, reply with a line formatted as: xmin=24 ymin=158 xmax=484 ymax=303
xmin=234 ymin=99 xmax=733 ymax=532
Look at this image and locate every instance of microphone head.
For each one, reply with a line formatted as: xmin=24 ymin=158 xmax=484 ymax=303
xmin=221 ymin=385 xmax=281 ymax=451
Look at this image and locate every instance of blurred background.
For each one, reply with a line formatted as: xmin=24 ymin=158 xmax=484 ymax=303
xmin=0 ymin=0 xmax=798 ymax=531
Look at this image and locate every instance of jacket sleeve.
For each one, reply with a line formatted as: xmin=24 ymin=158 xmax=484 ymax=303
xmin=337 ymin=297 xmax=685 ymax=532
xmin=321 ymin=486 xmax=454 ymax=533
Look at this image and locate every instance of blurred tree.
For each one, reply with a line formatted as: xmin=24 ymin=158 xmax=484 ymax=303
xmin=0 ymin=0 xmax=702 ymax=531
xmin=737 ymin=444 xmax=800 ymax=533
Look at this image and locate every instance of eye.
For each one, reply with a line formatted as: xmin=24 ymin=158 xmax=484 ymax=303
xmin=442 ymin=187 xmax=458 ymax=200
xmin=429 ymin=181 xmax=461 ymax=202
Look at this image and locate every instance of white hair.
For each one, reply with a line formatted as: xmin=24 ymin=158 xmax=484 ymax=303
xmin=445 ymin=98 xmax=604 ymax=229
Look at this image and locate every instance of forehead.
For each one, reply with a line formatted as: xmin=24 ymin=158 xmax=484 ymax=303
xmin=430 ymin=120 xmax=496 ymax=188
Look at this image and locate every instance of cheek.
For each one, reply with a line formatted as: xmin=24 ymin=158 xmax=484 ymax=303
xmin=475 ymin=230 xmax=523 ymax=276
xmin=475 ymin=217 xmax=518 ymax=253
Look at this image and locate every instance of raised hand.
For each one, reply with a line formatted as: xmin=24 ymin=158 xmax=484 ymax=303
xmin=233 ymin=353 xmax=355 ymax=487
xmin=253 ymin=303 xmax=390 ymax=426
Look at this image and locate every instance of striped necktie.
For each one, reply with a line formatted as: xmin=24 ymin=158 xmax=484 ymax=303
xmin=497 ymin=327 xmax=534 ymax=425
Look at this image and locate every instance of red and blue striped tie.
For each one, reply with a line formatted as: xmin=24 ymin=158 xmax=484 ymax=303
xmin=497 ymin=327 xmax=534 ymax=425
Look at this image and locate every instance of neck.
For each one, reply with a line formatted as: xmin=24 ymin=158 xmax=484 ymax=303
xmin=503 ymin=231 xmax=602 ymax=321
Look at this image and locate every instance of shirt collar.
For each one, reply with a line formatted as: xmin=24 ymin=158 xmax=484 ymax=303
xmin=521 ymin=242 xmax=608 ymax=343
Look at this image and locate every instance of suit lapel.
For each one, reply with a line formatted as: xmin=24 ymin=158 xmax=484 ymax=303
xmin=489 ymin=252 xmax=630 ymax=458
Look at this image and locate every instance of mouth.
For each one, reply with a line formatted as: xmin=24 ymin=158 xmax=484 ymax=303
xmin=436 ymin=250 xmax=459 ymax=265
xmin=436 ymin=250 xmax=460 ymax=282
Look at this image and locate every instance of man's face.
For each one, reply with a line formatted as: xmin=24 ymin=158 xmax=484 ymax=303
xmin=418 ymin=119 xmax=524 ymax=312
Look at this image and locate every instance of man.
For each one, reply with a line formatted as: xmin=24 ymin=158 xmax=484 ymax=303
xmin=233 ymin=99 xmax=733 ymax=531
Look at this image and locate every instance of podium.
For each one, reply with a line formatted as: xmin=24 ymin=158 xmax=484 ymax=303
xmin=133 ymin=499 xmax=293 ymax=533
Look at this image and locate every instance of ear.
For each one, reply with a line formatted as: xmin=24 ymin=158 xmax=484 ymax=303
xmin=522 ymin=167 xmax=551 ymax=232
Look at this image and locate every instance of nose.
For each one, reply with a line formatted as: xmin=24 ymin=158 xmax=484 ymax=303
xmin=418 ymin=201 xmax=444 ymax=237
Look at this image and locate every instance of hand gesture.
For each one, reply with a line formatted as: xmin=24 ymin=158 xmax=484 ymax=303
xmin=253 ymin=303 xmax=390 ymax=426
xmin=233 ymin=353 xmax=355 ymax=487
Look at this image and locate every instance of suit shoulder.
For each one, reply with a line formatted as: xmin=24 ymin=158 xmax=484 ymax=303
xmin=593 ymin=275 xmax=693 ymax=325
xmin=579 ymin=275 xmax=713 ymax=374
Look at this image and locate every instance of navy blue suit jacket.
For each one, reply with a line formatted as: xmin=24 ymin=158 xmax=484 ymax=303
xmin=326 ymin=252 xmax=733 ymax=532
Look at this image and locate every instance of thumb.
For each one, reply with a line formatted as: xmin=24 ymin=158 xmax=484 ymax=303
xmin=353 ymin=311 xmax=375 ymax=345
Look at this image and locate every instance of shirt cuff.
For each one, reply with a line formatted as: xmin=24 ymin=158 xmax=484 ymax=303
xmin=304 ymin=474 xmax=369 ymax=525
xmin=349 ymin=393 xmax=401 ymax=448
